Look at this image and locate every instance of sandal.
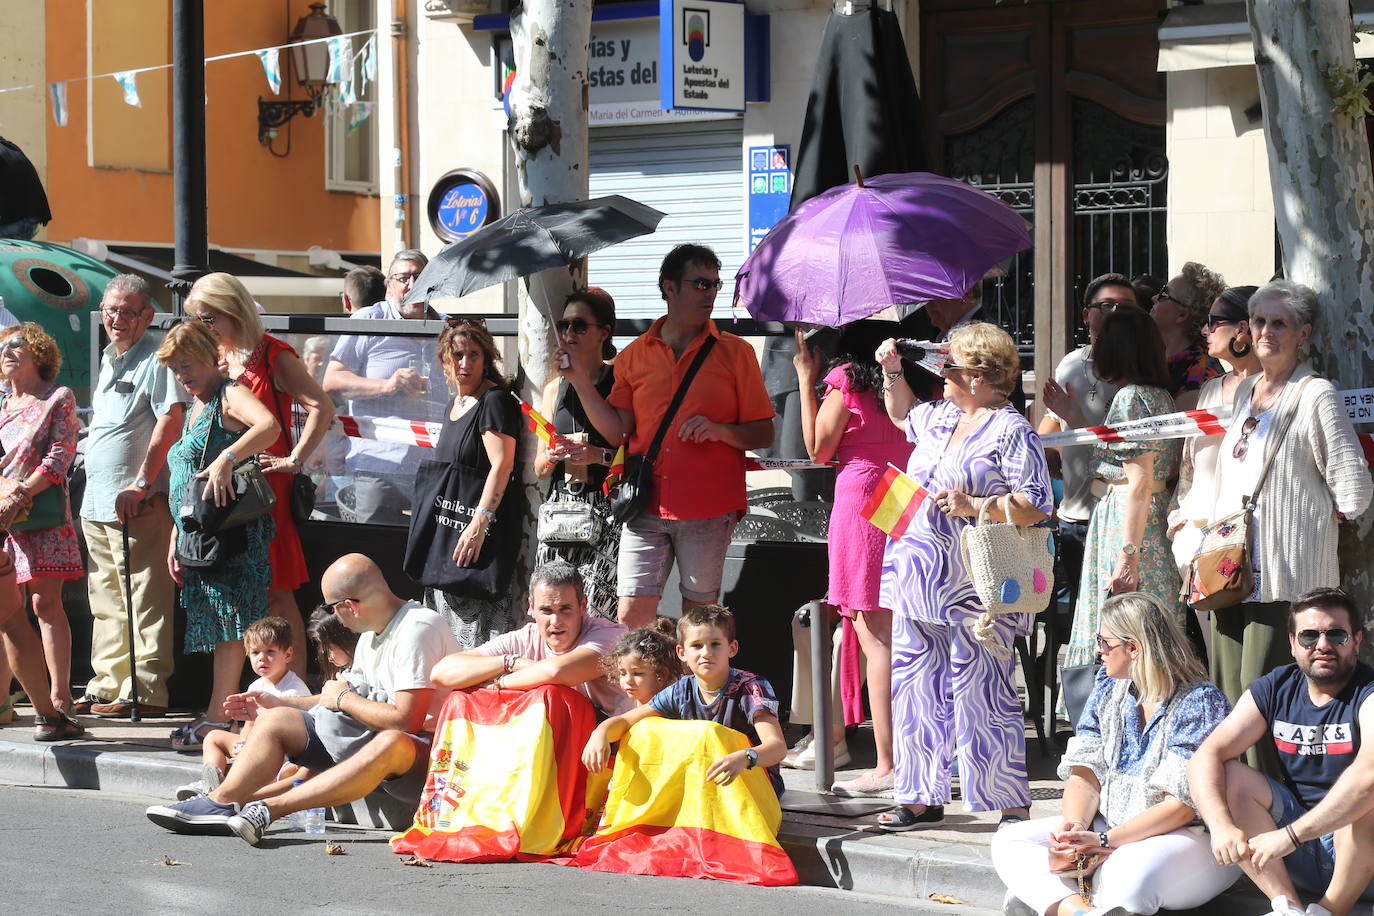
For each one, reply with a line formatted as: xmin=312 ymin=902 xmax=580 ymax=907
xmin=33 ymin=713 xmax=85 ymax=742
xmin=998 ymin=807 xmax=1032 ymax=827
xmin=170 ymin=717 xmax=230 ymax=750
xmin=876 ymin=804 xmax=944 ymax=832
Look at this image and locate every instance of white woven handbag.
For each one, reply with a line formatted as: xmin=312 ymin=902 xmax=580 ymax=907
xmin=960 ymin=495 xmax=1056 ymax=652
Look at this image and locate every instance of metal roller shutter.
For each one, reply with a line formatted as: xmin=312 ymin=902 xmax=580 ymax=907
xmin=587 ymin=120 xmax=745 ymax=325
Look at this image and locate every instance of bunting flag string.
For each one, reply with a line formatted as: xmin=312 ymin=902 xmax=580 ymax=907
xmin=346 ymin=101 xmax=375 ymax=132
xmin=47 ymin=82 xmax=68 ymax=126
xmin=112 ymin=71 xmax=141 ymax=107
xmin=257 ymin=48 xmax=282 ymax=95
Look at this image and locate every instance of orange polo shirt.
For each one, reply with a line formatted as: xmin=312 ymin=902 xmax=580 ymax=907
xmin=609 ymin=317 xmax=774 ymax=520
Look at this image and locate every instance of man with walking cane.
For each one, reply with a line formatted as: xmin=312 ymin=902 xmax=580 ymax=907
xmin=73 ymin=276 xmax=188 ymax=718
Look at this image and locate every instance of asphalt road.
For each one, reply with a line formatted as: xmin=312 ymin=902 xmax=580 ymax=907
xmin=1 ymin=782 xmax=996 ymax=916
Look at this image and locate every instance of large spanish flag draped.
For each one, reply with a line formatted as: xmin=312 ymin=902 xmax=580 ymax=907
xmin=391 ymin=685 xmax=604 ymax=862
xmin=860 ymin=463 xmax=930 ymax=540
xmin=560 ymin=719 xmax=798 ymax=886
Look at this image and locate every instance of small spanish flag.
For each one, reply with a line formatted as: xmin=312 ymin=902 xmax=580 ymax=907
xmin=860 ymin=463 xmax=930 ymax=540
xmin=519 ymin=398 xmax=559 ymax=446
xmin=601 ymin=439 xmax=627 ymax=496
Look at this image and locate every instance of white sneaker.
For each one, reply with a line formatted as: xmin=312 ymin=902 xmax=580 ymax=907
xmin=785 ymin=737 xmax=850 ymax=770
xmin=782 ymin=733 xmax=815 ymax=769
xmin=1304 ymin=904 xmax=1332 ymax=916
xmin=1268 ymin=895 xmax=1305 ymax=916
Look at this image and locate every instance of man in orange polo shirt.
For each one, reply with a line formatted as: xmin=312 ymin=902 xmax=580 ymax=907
xmin=578 ymin=244 xmax=774 ymax=628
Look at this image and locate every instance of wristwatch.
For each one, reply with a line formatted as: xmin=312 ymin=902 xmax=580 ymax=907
xmin=1120 ymin=543 xmax=1139 ymax=557
xmin=222 ymin=450 xmax=238 ymax=465
xmin=1099 ymin=831 xmax=1111 ymax=849
xmin=133 ymin=476 xmax=149 ymax=490
xmin=744 ymin=748 xmax=759 ymax=769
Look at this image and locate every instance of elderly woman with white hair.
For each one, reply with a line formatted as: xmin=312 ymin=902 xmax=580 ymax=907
xmin=1204 ymin=281 xmax=1371 ymax=736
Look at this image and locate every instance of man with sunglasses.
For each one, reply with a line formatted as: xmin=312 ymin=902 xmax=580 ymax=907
xmin=324 ymin=249 xmax=449 ymax=525
xmin=1190 ymin=587 xmax=1374 ymax=916
xmin=578 ymin=243 xmax=774 ymax=629
xmin=146 ymin=553 xmax=458 ymax=845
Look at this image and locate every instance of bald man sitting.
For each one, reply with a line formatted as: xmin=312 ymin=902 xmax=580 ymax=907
xmin=146 ymin=554 xmax=459 ymax=845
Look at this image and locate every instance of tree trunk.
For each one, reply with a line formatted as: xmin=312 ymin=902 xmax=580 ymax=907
xmin=1248 ymin=0 xmax=1374 ymax=608
xmin=506 ymin=0 xmax=592 ymax=600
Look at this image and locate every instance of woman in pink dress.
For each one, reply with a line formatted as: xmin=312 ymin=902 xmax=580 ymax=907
xmin=791 ymin=325 xmax=914 ymax=796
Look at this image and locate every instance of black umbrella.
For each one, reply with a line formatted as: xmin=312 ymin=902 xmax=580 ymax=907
xmin=0 ymin=135 xmax=52 ymax=239
xmin=404 ymin=195 xmax=665 ymax=305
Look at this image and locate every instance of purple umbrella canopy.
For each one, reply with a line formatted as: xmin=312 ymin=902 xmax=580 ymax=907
xmin=735 ymin=171 xmax=1032 ymax=327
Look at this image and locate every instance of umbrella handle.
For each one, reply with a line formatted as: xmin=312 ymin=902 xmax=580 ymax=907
xmin=853 ymin=164 xmax=864 ymax=188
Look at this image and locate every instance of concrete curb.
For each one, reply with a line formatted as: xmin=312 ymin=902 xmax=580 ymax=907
xmin=0 ymin=736 xmax=199 ymax=798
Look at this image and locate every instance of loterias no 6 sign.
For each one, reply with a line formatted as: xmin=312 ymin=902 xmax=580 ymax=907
xmin=659 ymin=0 xmax=745 ymax=113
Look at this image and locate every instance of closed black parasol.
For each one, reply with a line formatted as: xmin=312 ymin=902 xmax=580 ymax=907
xmin=0 ymin=136 xmax=53 ymax=239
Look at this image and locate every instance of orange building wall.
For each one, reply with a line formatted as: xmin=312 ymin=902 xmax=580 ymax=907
xmin=44 ymin=0 xmax=379 ymax=253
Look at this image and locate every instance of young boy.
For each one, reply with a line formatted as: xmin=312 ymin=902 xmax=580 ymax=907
xmin=583 ymin=605 xmax=787 ymax=795
xmin=176 ymin=617 xmax=310 ymax=800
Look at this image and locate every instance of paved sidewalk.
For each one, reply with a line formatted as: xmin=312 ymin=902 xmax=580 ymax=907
xmin=0 ymin=706 xmax=1361 ymax=913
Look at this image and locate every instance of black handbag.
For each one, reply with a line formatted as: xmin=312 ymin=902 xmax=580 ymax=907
xmin=176 ymin=526 xmax=248 ymax=570
xmin=403 ymin=391 xmax=519 ymax=599
xmin=1060 ymin=662 xmax=1101 ymax=732
xmin=606 ymin=336 xmax=717 ymax=526
xmin=176 ymin=394 xmax=276 ymax=536
xmin=265 ymin=345 xmax=318 ymax=525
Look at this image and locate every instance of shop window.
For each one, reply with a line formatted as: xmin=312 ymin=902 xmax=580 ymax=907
xmin=325 ymin=0 xmax=378 ymax=193
xmin=89 ymin=0 xmax=171 ymax=171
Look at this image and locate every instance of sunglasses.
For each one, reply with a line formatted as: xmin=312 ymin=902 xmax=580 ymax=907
xmin=1154 ymin=290 xmax=1187 ymax=307
xmin=1296 ymin=628 xmax=1352 ymax=649
xmin=194 ymin=312 xmax=218 ymax=327
xmin=1232 ymin=415 xmax=1260 ymax=461
xmin=683 ymin=277 xmax=724 ymax=292
xmin=555 ymin=318 xmax=604 ymax=336
xmin=1096 ymin=634 xmax=1130 ymax=654
xmin=445 ymin=316 xmax=487 ymax=329
xmin=0 ymin=338 xmax=25 ymax=353
xmin=320 ymin=597 xmax=357 ymax=612
xmin=1205 ymin=315 xmax=1238 ymax=331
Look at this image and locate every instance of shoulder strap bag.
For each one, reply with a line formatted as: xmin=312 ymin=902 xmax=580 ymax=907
xmin=1185 ymin=375 xmax=1314 ymax=611
xmin=607 ymin=335 xmax=717 ymax=526
xmin=265 ymin=344 xmax=318 ymax=525
xmin=177 ymin=389 xmax=277 ymax=536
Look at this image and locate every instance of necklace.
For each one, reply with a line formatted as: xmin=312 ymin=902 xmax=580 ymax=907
xmin=1085 ymin=355 xmax=1098 ymax=400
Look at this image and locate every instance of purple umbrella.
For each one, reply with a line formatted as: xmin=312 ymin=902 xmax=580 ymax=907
xmin=735 ymin=171 xmax=1032 ymax=326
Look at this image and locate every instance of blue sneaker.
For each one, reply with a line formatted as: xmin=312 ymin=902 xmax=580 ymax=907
xmin=226 ymin=800 xmax=273 ymax=846
xmin=146 ymin=794 xmax=236 ymax=835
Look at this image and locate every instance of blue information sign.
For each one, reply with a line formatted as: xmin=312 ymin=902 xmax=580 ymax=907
xmin=747 ymin=144 xmax=790 ymax=253
xmin=436 ymin=183 xmax=491 ymax=241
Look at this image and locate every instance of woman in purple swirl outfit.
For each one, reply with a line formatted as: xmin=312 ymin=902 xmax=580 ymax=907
xmin=872 ymin=322 xmax=1053 ymax=832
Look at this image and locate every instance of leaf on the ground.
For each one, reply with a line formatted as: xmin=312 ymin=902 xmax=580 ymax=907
xmin=928 ymin=893 xmax=964 ymax=905
xmin=399 ymin=854 xmax=433 ymax=868
xmin=161 ymin=856 xmax=188 ymax=867
xmin=324 ymin=842 xmax=346 ymax=856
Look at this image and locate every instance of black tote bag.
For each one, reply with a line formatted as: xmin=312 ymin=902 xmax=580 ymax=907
xmin=403 ymin=392 xmax=518 ymax=600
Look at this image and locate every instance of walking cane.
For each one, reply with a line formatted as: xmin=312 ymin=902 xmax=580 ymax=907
xmin=121 ymin=523 xmax=141 ymax=723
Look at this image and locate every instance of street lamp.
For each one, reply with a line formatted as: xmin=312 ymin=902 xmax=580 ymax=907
xmin=257 ymin=2 xmax=343 ymax=149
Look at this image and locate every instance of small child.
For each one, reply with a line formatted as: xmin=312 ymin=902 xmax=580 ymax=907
xmin=176 ymin=617 xmax=309 ymax=800
xmin=583 ymin=605 xmax=787 ymax=795
xmin=607 ymin=627 xmax=681 ymax=705
xmin=308 ymin=605 xmax=360 ymax=682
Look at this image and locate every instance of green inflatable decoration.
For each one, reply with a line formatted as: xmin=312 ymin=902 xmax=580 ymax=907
xmin=0 ymin=238 xmax=123 ymax=402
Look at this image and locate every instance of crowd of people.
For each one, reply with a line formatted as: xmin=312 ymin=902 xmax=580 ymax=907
xmin=0 ymin=243 xmax=1371 ymax=911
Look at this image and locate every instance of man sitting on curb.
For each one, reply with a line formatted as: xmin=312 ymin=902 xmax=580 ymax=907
xmin=145 ymin=553 xmax=458 ymax=845
xmin=1189 ymin=587 xmax=1374 ymax=916
xmin=429 ymin=560 xmax=628 ymax=715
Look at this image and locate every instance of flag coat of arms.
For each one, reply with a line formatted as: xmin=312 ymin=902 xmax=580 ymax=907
xmin=559 ymin=718 xmax=798 ymax=886
xmin=391 ymin=685 xmax=604 ymax=862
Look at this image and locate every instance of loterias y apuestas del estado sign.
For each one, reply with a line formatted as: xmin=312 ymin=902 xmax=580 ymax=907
xmin=659 ymin=0 xmax=745 ymax=113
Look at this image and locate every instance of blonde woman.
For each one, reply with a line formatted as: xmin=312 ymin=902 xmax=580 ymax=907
xmin=994 ymin=592 xmax=1237 ymax=916
xmin=184 ymin=273 xmax=335 ymax=675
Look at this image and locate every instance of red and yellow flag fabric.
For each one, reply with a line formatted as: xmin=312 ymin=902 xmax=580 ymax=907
xmin=558 ymin=719 xmax=798 ymax=886
xmin=601 ymin=439 xmax=627 ymax=496
xmin=860 ymin=463 xmax=930 ymax=540
xmin=519 ymin=399 xmax=559 ymax=447
xmin=390 ymin=685 xmax=604 ymax=863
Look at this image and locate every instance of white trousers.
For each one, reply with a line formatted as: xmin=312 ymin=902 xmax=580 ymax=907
xmin=991 ymin=815 xmax=1239 ymax=915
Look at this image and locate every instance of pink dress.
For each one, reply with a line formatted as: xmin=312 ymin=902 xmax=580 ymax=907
xmin=0 ymin=385 xmax=82 ymax=582
xmin=822 ymin=365 xmax=913 ymax=725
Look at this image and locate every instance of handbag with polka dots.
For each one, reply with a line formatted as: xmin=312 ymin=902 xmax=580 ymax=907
xmin=959 ymin=494 xmax=1056 ymax=622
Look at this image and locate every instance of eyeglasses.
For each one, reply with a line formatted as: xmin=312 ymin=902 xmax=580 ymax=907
xmin=320 ymin=597 xmax=357 ymax=612
xmin=193 ymin=312 xmax=217 ymax=327
xmin=1232 ymin=415 xmax=1260 ymax=461
xmin=1296 ymin=628 xmax=1353 ymax=649
xmin=683 ymin=277 xmax=724 ymax=292
xmin=1205 ymin=315 xmax=1238 ymax=331
xmin=389 ymin=273 xmax=420 ymax=286
xmin=101 ymin=307 xmax=146 ymax=322
xmin=1085 ymin=299 xmax=1131 ymax=313
xmin=1096 ymin=633 xmax=1130 ymax=654
xmin=555 ymin=318 xmax=603 ymax=336
xmin=1154 ymin=290 xmax=1187 ymax=307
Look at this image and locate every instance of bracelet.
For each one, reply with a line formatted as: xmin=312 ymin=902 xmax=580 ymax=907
xmin=476 ymin=506 xmax=496 ymax=520
xmin=503 ymin=653 xmax=517 ymax=674
xmin=884 ymin=370 xmax=903 ymax=380
xmin=334 ymin=685 xmax=354 ymax=712
xmin=1285 ymin=824 xmax=1301 ymax=849
xmin=222 ymin=450 xmax=238 ymax=465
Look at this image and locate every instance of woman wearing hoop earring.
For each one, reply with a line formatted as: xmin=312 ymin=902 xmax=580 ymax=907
xmin=1168 ymin=285 xmax=1261 ymax=661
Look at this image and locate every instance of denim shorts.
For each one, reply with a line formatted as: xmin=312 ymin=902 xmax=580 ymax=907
xmin=617 ymin=511 xmax=740 ymax=602
xmin=1266 ymin=774 xmax=1374 ymax=898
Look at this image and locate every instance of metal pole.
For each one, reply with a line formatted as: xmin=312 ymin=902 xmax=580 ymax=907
xmin=170 ymin=0 xmax=208 ymax=315
xmin=807 ymin=599 xmax=834 ymax=793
